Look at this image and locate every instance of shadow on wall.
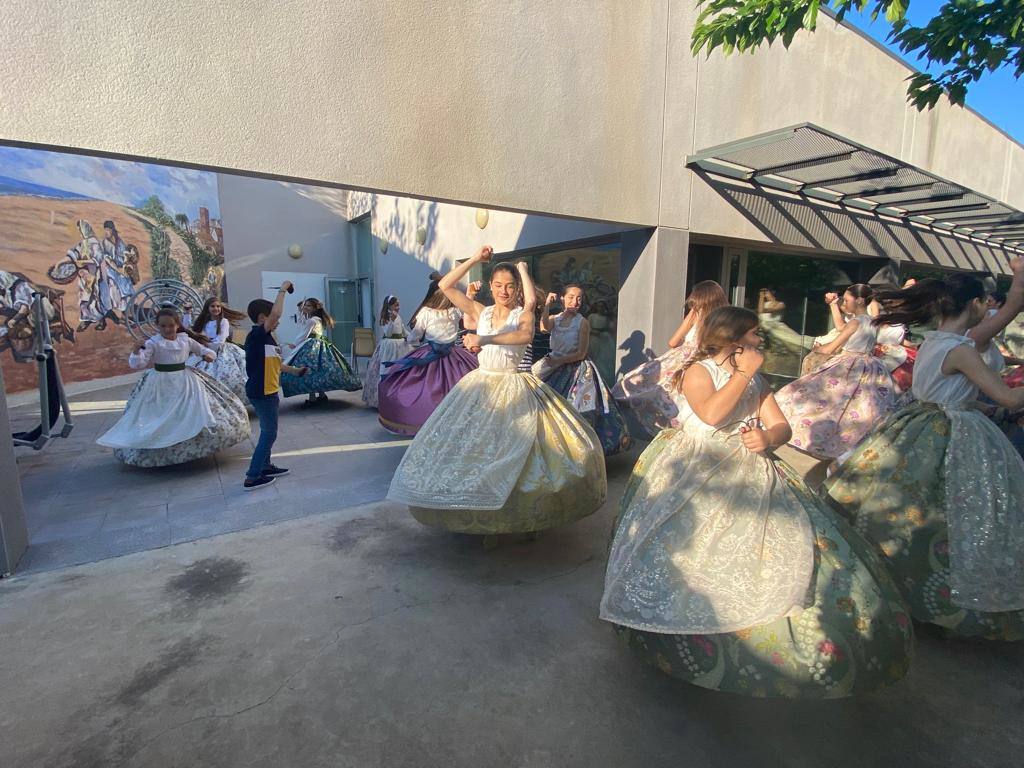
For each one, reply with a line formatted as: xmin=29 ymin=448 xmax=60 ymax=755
xmin=693 ymin=171 xmax=1015 ymax=277
xmin=372 ymin=199 xmax=443 ymax=314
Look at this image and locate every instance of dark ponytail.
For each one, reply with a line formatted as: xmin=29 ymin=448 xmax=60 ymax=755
xmin=873 ymin=275 xmax=986 ymax=328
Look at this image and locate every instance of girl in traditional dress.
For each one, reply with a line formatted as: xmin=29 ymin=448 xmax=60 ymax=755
xmin=361 ymin=295 xmax=413 ymax=408
xmin=601 ymin=306 xmax=912 ymax=698
xmin=281 ymin=298 xmax=361 ymax=406
xmin=97 ymin=307 xmax=250 ymax=467
xmin=774 ymin=284 xmax=897 ymax=459
xmin=185 ymin=297 xmax=250 ymax=404
xmin=612 ymin=280 xmax=727 ymax=437
xmin=531 ymin=285 xmax=631 ymax=455
xmin=825 ymin=265 xmax=1024 ymax=640
xmin=377 ymin=281 xmax=478 ymax=435
xmin=387 ymin=247 xmax=606 ymax=539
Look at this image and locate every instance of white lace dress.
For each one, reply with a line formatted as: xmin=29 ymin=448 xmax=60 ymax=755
xmin=186 ymin=318 xmax=249 ymax=404
xmin=387 ymin=305 xmax=607 ymax=534
xmin=97 ymin=333 xmax=251 ymax=467
xmin=602 ymin=359 xmax=914 ymax=698
xmin=362 ymin=314 xmax=413 ymax=407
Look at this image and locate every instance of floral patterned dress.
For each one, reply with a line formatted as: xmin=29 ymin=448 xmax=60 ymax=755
xmin=825 ymin=331 xmax=1024 ymax=640
xmin=281 ymin=317 xmax=362 ymax=397
xmin=185 ymin=318 xmax=250 ymax=406
xmin=601 ymin=360 xmax=913 ymax=698
xmin=611 ymin=326 xmax=697 ymax=437
xmin=531 ymin=312 xmax=631 ymax=455
xmin=361 ymin=315 xmax=413 ymax=408
xmin=775 ymin=314 xmax=897 ymax=459
xmin=97 ymin=334 xmax=251 ymax=468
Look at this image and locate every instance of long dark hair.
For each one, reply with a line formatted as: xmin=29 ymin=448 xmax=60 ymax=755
xmin=873 ymin=275 xmax=986 ymax=328
xmin=192 ymin=297 xmax=246 ymax=334
xmin=302 ymin=297 xmax=335 ymax=329
xmin=410 ymin=281 xmax=454 ymax=329
xmin=672 ymin=306 xmax=759 ymax=392
xmin=156 ymin=307 xmax=210 ymax=345
xmin=379 ymin=295 xmax=399 ymax=325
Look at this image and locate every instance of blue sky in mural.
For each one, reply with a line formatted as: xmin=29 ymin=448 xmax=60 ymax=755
xmin=843 ymin=1 xmax=1023 ymax=143
xmin=0 ymin=146 xmax=219 ymax=218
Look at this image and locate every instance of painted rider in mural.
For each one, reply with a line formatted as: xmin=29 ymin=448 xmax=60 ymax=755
xmin=0 ymin=269 xmax=74 ymax=358
xmin=67 ymin=220 xmax=106 ymax=331
xmin=99 ymin=219 xmax=134 ymax=324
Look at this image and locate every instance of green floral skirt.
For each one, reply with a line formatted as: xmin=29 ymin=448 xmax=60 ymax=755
xmin=824 ymin=403 xmax=1024 ymax=641
xmin=610 ymin=429 xmax=914 ymax=699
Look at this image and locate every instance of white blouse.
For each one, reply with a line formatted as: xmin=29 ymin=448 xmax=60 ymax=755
xmin=408 ymin=307 xmax=463 ymax=345
xmin=130 ymin=333 xmax=214 ymax=369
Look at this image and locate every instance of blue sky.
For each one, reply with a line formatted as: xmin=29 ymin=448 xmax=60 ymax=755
xmin=0 ymin=146 xmax=219 ymax=219
xmin=843 ymin=0 xmax=1022 ymax=143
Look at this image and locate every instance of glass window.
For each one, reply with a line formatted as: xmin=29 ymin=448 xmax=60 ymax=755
xmin=484 ymin=240 xmax=622 ymax=383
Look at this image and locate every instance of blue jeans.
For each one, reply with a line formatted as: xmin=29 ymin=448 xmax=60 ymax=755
xmin=247 ymin=394 xmax=279 ymax=479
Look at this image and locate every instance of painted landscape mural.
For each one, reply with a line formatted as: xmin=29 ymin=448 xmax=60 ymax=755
xmin=0 ymin=147 xmax=226 ymax=393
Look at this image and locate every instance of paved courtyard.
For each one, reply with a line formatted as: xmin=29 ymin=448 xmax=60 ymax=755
xmin=2 ymin=382 xmax=1022 ymax=767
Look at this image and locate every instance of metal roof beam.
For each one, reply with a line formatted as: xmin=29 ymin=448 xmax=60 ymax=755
xmin=876 ymin=191 xmax=967 ymax=209
xmin=905 ymin=202 xmax=993 ymax=218
xmin=840 ymin=181 xmax=936 ymax=201
xmin=797 ymin=166 xmax=900 ymax=191
xmin=751 ymin=149 xmax=856 ymax=178
xmin=927 ymin=211 xmax=1019 ymax=223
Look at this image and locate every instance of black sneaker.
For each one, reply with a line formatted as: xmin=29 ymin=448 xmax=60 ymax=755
xmin=262 ymin=465 xmax=290 ymax=477
xmin=243 ymin=475 xmax=277 ymax=491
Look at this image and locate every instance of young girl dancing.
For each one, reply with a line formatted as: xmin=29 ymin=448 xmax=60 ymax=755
xmin=387 ymin=247 xmax=606 ymax=539
xmin=774 ymin=284 xmax=897 ymax=459
xmin=377 ymin=280 xmax=479 ymax=435
xmin=612 ymin=280 xmax=727 ymax=436
xmin=281 ymin=297 xmax=362 ymax=405
xmin=600 ymin=306 xmax=912 ymax=698
xmin=825 ymin=263 xmax=1024 ymax=641
xmin=97 ymin=307 xmax=250 ymax=467
xmin=361 ymin=295 xmax=413 ymax=408
xmin=185 ymin=297 xmax=250 ymax=404
xmin=531 ymin=284 xmax=631 ymax=455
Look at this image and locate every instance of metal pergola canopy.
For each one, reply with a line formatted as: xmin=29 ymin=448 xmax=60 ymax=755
xmin=686 ymin=123 xmax=1024 ymax=256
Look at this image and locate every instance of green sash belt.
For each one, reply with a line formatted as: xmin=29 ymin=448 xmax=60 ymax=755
xmin=154 ymin=363 xmax=186 ymax=372
xmin=385 ymin=334 xmax=405 ymax=340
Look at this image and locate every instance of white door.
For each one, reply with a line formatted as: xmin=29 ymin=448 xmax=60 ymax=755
xmin=261 ymin=271 xmax=327 ymax=345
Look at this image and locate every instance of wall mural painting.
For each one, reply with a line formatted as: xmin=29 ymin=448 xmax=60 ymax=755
xmin=0 ymin=147 xmax=226 ymax=393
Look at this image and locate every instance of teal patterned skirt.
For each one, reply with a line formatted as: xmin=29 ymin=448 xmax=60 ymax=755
xmin=281 ymin=336 xmax=362 ymax=397
xmin=610 ymin=429 xmax=914 ymax=699
xmin=824 ymin=403 xmax=1024 ymax=641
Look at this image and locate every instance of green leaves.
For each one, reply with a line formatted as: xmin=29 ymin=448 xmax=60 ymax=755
xmin=691 ymin=0 xmax=1023 ymax=110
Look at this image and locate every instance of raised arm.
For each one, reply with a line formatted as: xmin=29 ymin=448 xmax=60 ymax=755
xmin=539 ymin=293 xmax=558 ymax=332
xmin=817 ymin=317 xmax=861 ymax=356
xmin=967 ymin=258 xmax=1024 ymax=351
xmin=827 ymin=294 xmax=847 ymax=331
xmin=668 ymin=311 xmax=696 ymax=349
xmin=439 ymin=248 xmax=490 ymax=321
xmin=465 ymin=308 xmax=536 ymax=349
xmin=517 ymin=261 xmax=536 ymax=312
xmin=681 ymin=350 xmax=762 ymax=428
xmin=263 ymin=281 xmax=292 ymax=332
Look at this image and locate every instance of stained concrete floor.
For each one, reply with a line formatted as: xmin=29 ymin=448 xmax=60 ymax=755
xmin=3 ymin=386 xmax=1023 ymax=767
xmin=9 ymin=382 xmax=408 ymax=573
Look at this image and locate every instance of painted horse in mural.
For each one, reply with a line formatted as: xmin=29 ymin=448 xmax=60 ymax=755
xmin=0 ymin=270 xmax=75 ymax=363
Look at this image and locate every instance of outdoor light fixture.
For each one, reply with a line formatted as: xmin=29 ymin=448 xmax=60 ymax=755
xmin=476 ymin=208 xmax=489 ymax=229
xmin=287 ymin=244 xmax=303 ymax=259
xmin=378 ymin=236 xmax=389 ymax=254
xmin=416 ymin=226 xmax=427 ymax=246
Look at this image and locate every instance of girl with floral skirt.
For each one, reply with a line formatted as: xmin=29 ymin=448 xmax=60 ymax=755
xmin=774 ymin=284 xmax=897 ymax=459
xmin=184 ymin=297 xmax=250 ymax=404
xmin=361 ymin=295 xmax=413 ymax=408
xmin=97 ymin=307 xmax=250 ymax=467
xmin=612 ymin=280 xmax=727 ymax=437
xmin=601 ymin=306 xmax=912 ymax=698
xmin=531 ymin=284 xmax=631 ymax=455
xmin=281 ymin=298 xmax=362 ymax=405
xmin=825 ymin=263 xmax=1024 ymax=641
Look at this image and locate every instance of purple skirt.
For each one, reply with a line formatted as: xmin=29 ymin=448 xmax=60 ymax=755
xmin=378 ymin=344 xmax=479 ymax=435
